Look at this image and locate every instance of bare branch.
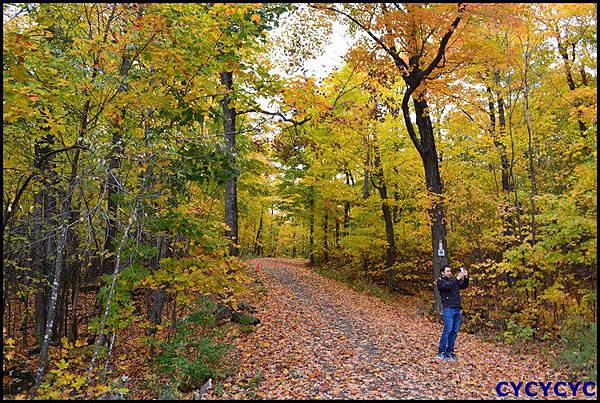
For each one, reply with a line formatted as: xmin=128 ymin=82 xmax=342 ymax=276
xmin=312 ymin=4 xmax=410 ymax=74
xmin=419 ymin=4 xmax=466 ymax=81
xmin=401 ymin=88 xmax=425 ymax=155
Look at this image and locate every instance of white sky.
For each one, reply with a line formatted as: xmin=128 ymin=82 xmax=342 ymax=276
xmin=302 ymin=20 xmax=352 ymax=80
xmin=255 ymin=15 xmax=354 ymax=116
xmin=266 ymin=6 xmax=354 ymax=82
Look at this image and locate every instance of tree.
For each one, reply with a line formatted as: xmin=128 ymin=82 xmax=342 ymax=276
xmin=314 ymin=3 xmax=472 ymax=315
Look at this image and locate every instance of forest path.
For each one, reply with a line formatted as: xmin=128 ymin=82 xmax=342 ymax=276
xmin=211 ymin=258 xmax=581 ymax=399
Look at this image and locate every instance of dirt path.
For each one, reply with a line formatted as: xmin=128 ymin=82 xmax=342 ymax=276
xmin=210 ymin=258 xmax=590 ymax=399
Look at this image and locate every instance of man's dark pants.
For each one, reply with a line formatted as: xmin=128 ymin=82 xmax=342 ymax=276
xmin=438 ymin=307 xmax=462 ymax=354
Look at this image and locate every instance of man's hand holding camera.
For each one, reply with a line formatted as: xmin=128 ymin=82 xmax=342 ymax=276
xmin=457 ymin=267 xmax=468 ymax=281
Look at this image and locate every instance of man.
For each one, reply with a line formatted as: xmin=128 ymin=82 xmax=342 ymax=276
xmin=436 ymin=266 xmax=469 ymax=361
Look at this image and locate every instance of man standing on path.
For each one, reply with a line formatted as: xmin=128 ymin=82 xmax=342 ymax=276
xmin=436 ymin=266 xmax=469 ymax=361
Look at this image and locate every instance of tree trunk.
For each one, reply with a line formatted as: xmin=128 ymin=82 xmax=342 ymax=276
xmin=86 ymin=204 xmax=137 ymax=384
xmin=253 ymin=215 xmax=263 ymax=256
xmin=323 ymin=207 xmax=329 ymax=261
xmin=371 ymin=138 xmax=397 ymax=286
xmin=32 ymin=135 xmax=58 ymax=346
xmin=104 ymin=55 xmax=131 ymax=273
xmin=31 ymin=186 xmax=46 ymax=346
xmin=308 ymin=188 xmax=315 ymax=265
xmin=34 ymin=204 xmax=70 ymax=390
xmin=362 ymin=147 xmax=370 ymax=199
xmin=53 ymin=272 xmax=67 ymax=342
xmin=68 ymin=269 xmax=80 ymax=342
xmin=145 ymin=288 xmax=167 ymax=331
xmin=143 ymin=234 xmax=168 ymax=336
xmin=60 ymin=97 xmax=89 ymax=341
xmin=487 ymin=79 xmax=515 ymax=244
xmin=22 ymin=295 xmax=29 ymax=348
xmin=343 ymin=172 xmax=351 ymax=234
xmin=579 ymin=66 xmax=588 ymax=86
xmin=507 ymin=93 xmax=524 ymax=242
xmin=523 ymin=61 xmax=537 ymax=245
xmin=413 ymin=97 xmax=448 ymax=317
xmin=486 ymin=85 xmax=512 ymax=195
xmin=33 ymin=122 xmax=91 ymax=388
xmin=555 ymin=30 xmax=587 ymax=136
xmin=220 ymin=71 xmax=239 ymax=257
xmin=335 ymin=217 xmax=340 ymax=248
xmin=494 ymin=72 xmax=514 ymax=194
xmin=392 ymin=181 xmax=401 ymax=223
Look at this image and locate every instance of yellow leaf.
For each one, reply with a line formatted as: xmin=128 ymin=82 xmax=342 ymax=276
xmin=72 ymin=376 xmax=86 ymax=391
xmin=56 ymin=358 xmax=69 ymax=370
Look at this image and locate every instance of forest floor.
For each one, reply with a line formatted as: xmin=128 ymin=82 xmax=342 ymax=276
xmin=207 ymin=258 xmax=594 ymax=400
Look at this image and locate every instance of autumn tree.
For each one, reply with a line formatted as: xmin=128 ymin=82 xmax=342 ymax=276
xmin=312 ymin=3 xmax=478 ymax=314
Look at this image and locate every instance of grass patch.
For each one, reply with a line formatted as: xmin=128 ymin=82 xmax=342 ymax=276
xmin=553 ymin=318 xmax=597 ymax=382
xmin=313 ymin=265 xmax=398 ymax=305
xmin=238 ymin=324 xmax=256 ymax=335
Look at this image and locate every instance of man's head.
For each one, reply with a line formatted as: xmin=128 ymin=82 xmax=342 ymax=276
xmin=442 ymin=266 xmax=452 ymax=278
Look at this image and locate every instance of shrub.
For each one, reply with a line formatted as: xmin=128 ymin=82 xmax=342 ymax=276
xmin=153 ymin=300 xmax=234 ymax=393
xmin=556 ymin=317 xmax=597 ymax=381
xmin=503 ymin=320 xmax=535 ymax=345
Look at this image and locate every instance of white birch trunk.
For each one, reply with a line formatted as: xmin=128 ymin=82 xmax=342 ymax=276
xmin=34 ymin=214 xmax=69 ymax=390
xmin=86 ymin=203 xmax=137 ymax=383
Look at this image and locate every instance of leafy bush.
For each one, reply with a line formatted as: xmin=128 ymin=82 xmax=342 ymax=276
xmin=314 ymin=263 xmax=397 ymax=304
xmin=139 ymin=253 xmax=251 ymax=310
xmin=156 ymin=337 xmax=232 ymax=392
xmin=234 ymin=312 xmax=259 ymax=326
xmin=503 ymin=320 xmax=535 ymax=345
xmin=157 ymin=383 xmax=181 ymax=400
xmin=94 ymin=262 xmax=150 ymax=334
xmin=556 ymin=317 xmax=597 ymax=381
xmin=154 ymin=301 xmax=234 ymax=392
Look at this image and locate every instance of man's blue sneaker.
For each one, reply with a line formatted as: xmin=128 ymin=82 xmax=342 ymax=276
xmin=447 ymin=352 xmax=457 ymax=361
xmin=436 ymin=352 xmax=447 ymax=360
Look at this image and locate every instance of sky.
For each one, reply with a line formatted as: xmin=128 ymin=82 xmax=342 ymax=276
xmin=301 ymin=20 xmax=353 ymax=80
xmin=254 ymin=10 xmax=356 ymax=119
xmin=266 ymin=6 xmax=355 ymax=82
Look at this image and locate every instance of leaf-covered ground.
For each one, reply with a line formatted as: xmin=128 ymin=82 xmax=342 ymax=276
xmin=208 ymin=258 xmax=594 ymax=400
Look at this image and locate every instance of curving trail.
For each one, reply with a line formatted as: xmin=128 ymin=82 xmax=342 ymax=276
xmin=210 ymin=258 xmax=592 ymax=400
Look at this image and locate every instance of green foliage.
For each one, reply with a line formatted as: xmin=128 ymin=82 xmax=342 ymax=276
xmin=171 ymin=137 xmax=238 ymax=188
xmin=94 ymin=263 xmax=149 ymax=333
xmin=35 ymin=337 xmax=126 ymax=400
xmin=315 ymin=261 xmax=398 ymax=305
xmin=145 ymin=373 xmax=181 ymax=400
xmin=503 ymin=320 xmax=535 ymax=345
xmin=233 ymin=312 xmax=259 ymax=326
xmin=556 ymin=316 xmax=597 ymax=381
xmin=153 ymin=300 xmax=234 ymax=392
xmin=157 ymin=383 xmax=181 ymax=400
